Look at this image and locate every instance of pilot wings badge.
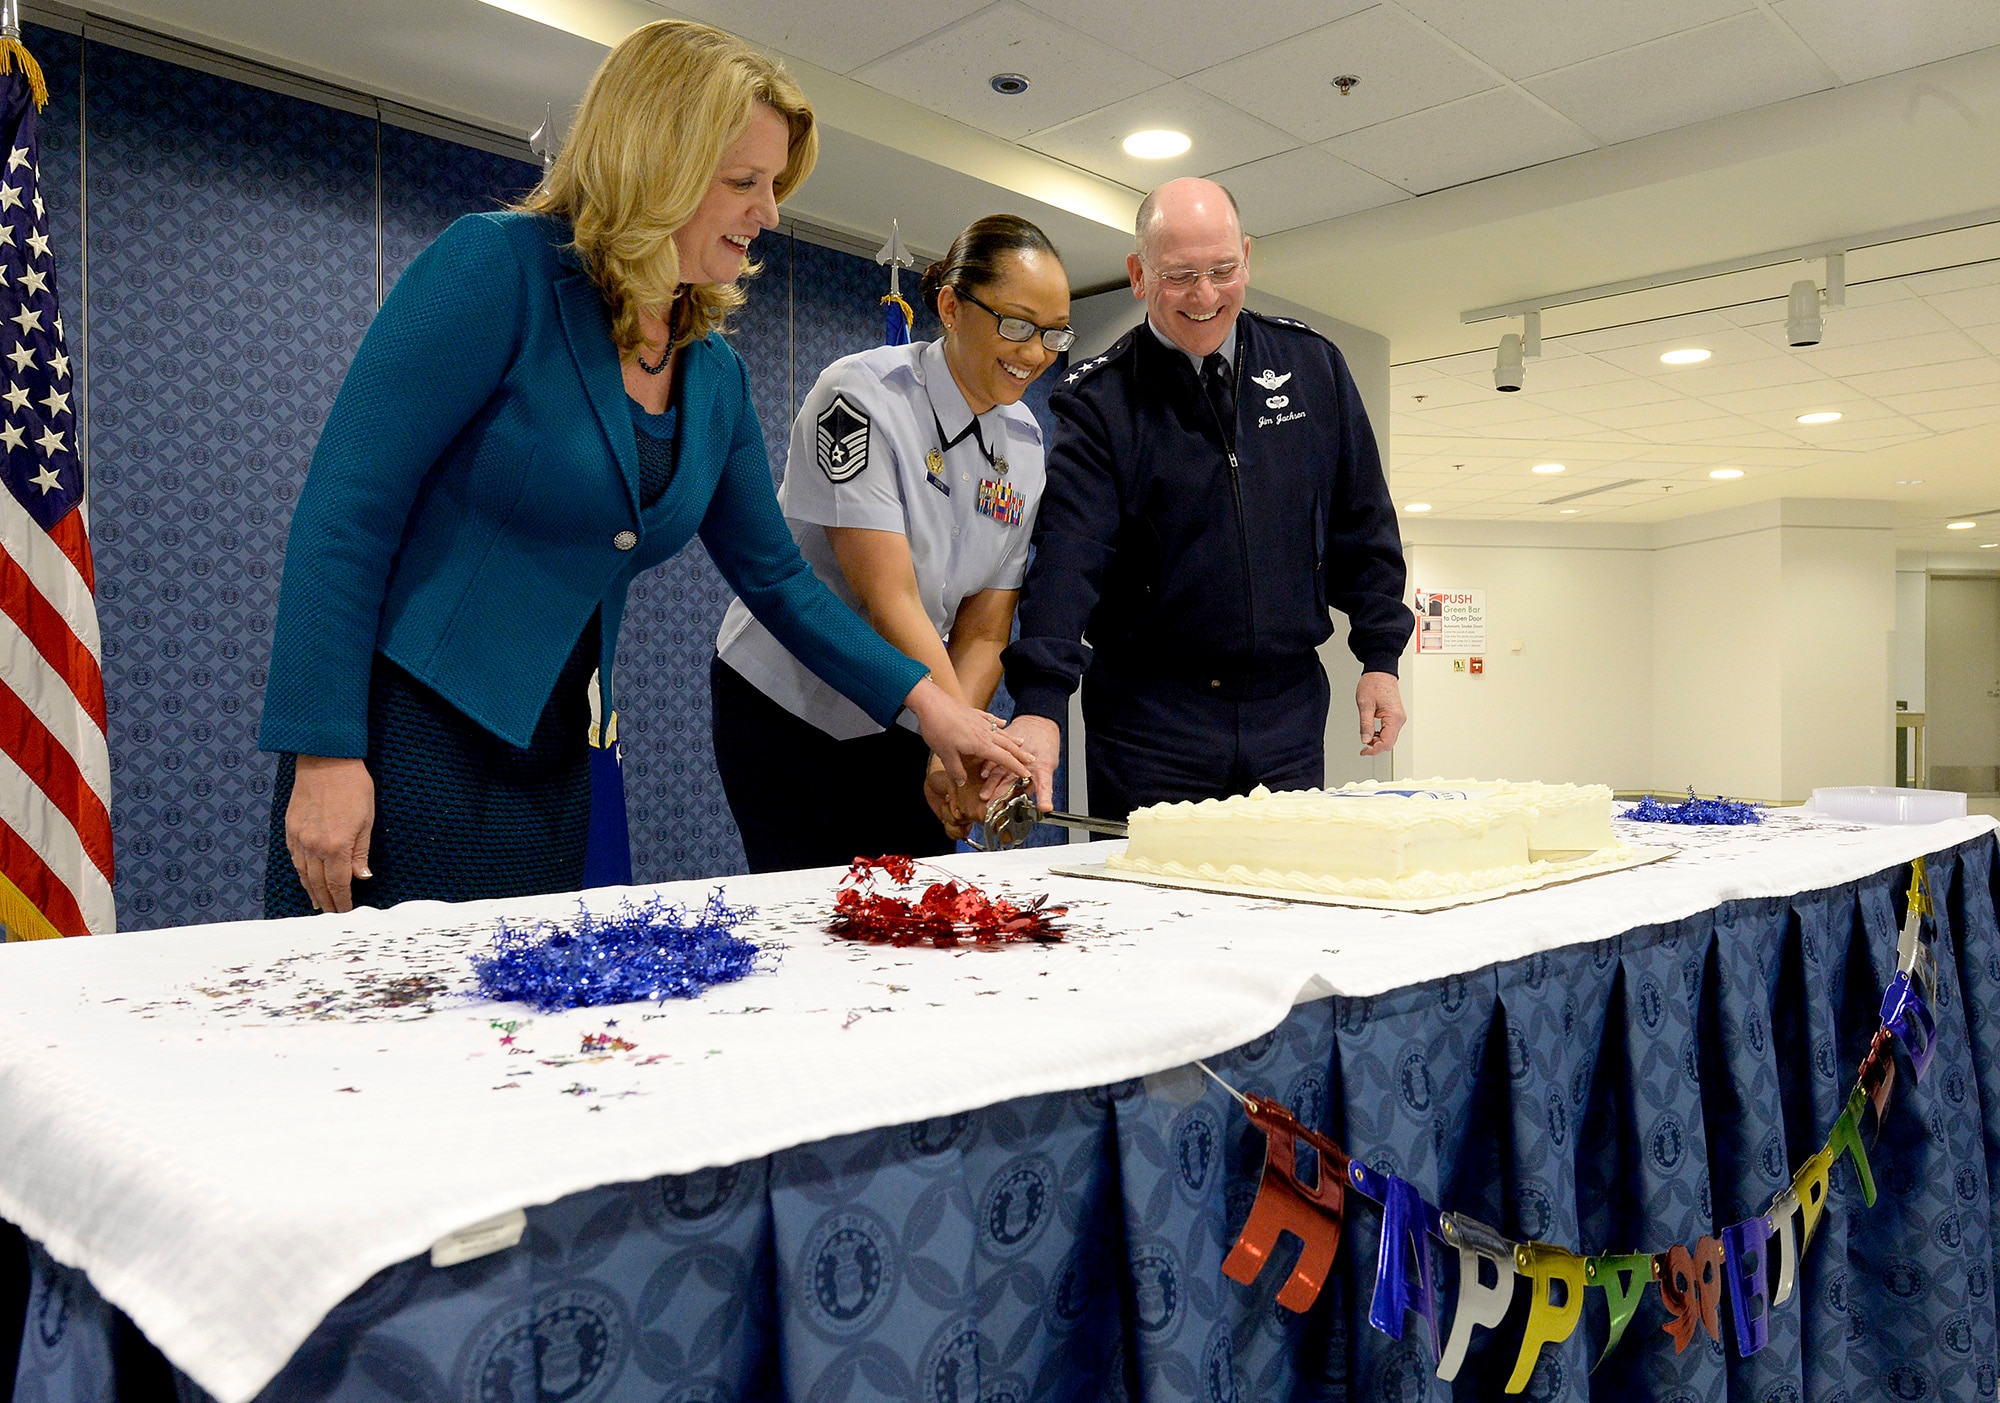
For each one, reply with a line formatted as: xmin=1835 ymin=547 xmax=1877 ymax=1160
xmin=1250 ymin=369 xmax=1292 ymax=391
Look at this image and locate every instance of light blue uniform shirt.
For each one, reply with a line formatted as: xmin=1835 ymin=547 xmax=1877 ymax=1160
xmin=717 ymin=338 xmax=1045 ymax=739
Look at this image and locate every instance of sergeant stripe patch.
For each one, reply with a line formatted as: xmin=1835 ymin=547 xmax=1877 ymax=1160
xmin=817 ymin=394 xmax=871 ymax=483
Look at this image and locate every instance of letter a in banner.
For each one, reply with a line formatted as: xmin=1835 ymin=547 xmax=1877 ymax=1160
xmin=1507 ymin=1242 xmax=1585 ymax=1393
xmin=1436 ymin=1213 xmax=1517 ymax=1382
xmin=1791 ymin=1145 xmax=1836 ymax=1247
xmin=1348 ymin=1160 xmax=1443 ymax=1360
xmin=1719 ymin=1215 xmax=1775 ymax=1356
xmin=1221 ymin=1095 xmax=1351 ymax=1312
xmin=1824 ymin=1088 xmax=1879 ymax=1208
xmin=1583 ymin=1252 xmax=1653 ymax=1369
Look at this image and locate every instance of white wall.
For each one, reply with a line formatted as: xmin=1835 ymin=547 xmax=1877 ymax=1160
xmin=1398 ymin=500 xmax=1896 ymax=800
xmin=1400 ymin=524 xmax=1654 ymax=785
xmin=1895 ymin=569 xmax=1927 ymax=713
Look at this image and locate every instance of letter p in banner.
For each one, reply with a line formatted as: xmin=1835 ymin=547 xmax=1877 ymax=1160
xmin=1436 ymin=1213 xmax=1517 ymax=1382
xmin=1508 ymin=1242 xmax=1586 ymax=1393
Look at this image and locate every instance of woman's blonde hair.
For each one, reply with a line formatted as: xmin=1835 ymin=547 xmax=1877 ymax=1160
xmin=518 ymin=20 xmax=816 ymax=355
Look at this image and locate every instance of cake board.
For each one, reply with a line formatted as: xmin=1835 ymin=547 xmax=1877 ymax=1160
xmin=1048 ymin=844 xmax=1676 ymax=914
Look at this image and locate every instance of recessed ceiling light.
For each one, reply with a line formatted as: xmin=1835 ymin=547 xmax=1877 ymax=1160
xmin=1982 ymin=543 xmax=1999 ymax=549
xmin=1796 ymin=411 xmax=1842 ymax=424
xmin=1947 ymin=520 xmax=1977 ymax=530
xmin=1708 ymin=468 xmax=1745 ymax=480
xmin=1896 ymin=479 xmax=1924 ymax=486
xmin=989 ymin=72 xmax=1030 ymax=95
xmin=1660 ymin=348 xmax=1711 ymax=365
xmin=1558 ymin=508 xmax=1580 ymax=515
xmin=1531 ymin=463 xmax=1565 ymax=475
xmin=1122 ymin=129 xmax=1191 ymax=159
xmin=1405 ymin=502 xmax=1432 ymax=513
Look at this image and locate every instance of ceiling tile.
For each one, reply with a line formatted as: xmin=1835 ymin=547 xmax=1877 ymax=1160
xmin=1815 ymin=297 xmax=1958 ymax=341
xmin=1023 ymin=84 xmax=1296 ymax=190
xmin=1496 ymin=352 xmax=1628 ymax=391
xmin=1206 ymin=146 xmax=1406 ymax=236
xmin=1912 ymin=405 xmax=2000 ymax=434
xmin=1018 ymin=0 xmax=1370 ymax=78
xmin=1394 ymin=0 xmax=1753 ymax=80
xmin=1413 ymin=395 xmax=1566 ymax=431
xmin=1584 ymin=399 xmax=1731 ymax=430
xmin=1532 ymin=379 xmax=1687 ymax=413
xmin=1968 ymin=324 xmax=2000 ymax=356
xmin=1881 ymin=383 xmax=2000 ymax=416
xmin=1793 ymin=329 xmax=1991 ymax=378
xmin=1655 ymin=356 xmax=1824 ymax=396
xmin=1903 ymin=262 xmax=2000 ymax=297
xmin=1920 ymin=283 xmax=2000 ymax=329
xmin=1704 ymin=382 xmax=1865 ymax=414
xmin=1841 ymin=357 xmax=2000 ymax=399
xmin=1771 ymin=0 xmax=2000 ymax=83
xmin=1561 ymin=310 xmax=1739 ymax=353
xmin=1324 ymin=88 xmax=1594 ymax=193
xmin=1585 ymin=325 xmax=1789 ymax=376
xmin=1523 ymin=14 xmax=1833 ymax=145
xmin=1188 ymin=7 xmax=1498 ymax=144
xmin=659 ymin=0 xmax=991 ymax=73
xmin=853 ymin=2 xmax=1169 ymax=140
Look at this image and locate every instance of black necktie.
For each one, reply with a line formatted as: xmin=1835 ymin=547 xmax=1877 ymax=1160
xmin=1202 ymin=351 xmax=1235 ymax=439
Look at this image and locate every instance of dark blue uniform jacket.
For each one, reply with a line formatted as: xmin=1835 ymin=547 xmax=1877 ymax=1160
xmin=1004 ymin=309 xmax=1413 ymax=723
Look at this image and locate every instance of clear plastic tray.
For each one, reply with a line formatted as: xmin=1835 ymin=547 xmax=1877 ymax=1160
xmin=1807 ymin=786 xmax=1966 ymax=825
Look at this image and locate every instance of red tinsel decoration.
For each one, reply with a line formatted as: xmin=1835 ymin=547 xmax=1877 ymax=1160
xmin=829 ymin=855 xmax=1068 ymax=948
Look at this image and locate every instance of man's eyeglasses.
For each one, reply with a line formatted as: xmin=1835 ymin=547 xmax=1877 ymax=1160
xmin=1144 ymin=260 xmax=1245 ymax=291
xmin=957 ymin=289 xmax=1077 ymax=352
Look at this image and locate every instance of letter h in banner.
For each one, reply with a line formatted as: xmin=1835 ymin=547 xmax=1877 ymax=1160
xmin=1221 ymin=1095 xmax=1350 ymax=1311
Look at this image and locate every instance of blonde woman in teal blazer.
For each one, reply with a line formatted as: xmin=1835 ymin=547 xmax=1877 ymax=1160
xmin=260 ymin=21 xmax=1030 ymax=914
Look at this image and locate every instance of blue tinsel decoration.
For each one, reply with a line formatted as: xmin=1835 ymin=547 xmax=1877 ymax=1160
xmin=472 ymin=890 xmax=767 ymax=1013
xmin=1626 ymin=788 xmax=1764 ymax=826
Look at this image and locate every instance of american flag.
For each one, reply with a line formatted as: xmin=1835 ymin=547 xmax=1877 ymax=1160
xmin=0 ymin=41 xmax=110 ymax=940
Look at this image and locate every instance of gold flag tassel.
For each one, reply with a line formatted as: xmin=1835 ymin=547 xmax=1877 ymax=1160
xmin=882 ymin=292 xmax=913 ymax=332
xmin=0 ymin=34 xmax=48 ymax=112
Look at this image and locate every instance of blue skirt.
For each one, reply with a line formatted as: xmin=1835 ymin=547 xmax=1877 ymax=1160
xmin=263 ymin=620 xmax=597 ymax=918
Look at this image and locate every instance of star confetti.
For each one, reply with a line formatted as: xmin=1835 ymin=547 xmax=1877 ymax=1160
xmin=828 ymin=855 xmax=1068 ymax=948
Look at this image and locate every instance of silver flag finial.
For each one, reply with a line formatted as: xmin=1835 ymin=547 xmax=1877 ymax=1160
xmin=528 ymin=102 xmax=553 ymax=172
xmin=874 ymin=219 xmax=913 ymax=298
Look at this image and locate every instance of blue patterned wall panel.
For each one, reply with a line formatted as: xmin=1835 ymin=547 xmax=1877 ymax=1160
xmin=615 ymin=234 xmax=799 ymax=884
xmin=379 ymin=127 xmax=539 ymax=294
xmin=86 ymin=44 xmax=377 ymax=929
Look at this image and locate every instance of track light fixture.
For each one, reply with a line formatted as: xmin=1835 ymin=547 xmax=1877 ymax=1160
xmin=1493 ymin=310 xmax=1539 ymax=393
xmin=1786 ymin=279 xmax=1822 ymax=347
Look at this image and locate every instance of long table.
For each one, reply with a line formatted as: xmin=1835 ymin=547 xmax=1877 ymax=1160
xmin=5 ymin=811 xmax=1998 ymax=1402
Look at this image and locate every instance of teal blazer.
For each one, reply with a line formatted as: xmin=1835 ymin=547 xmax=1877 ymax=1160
xmin=261 ymin=212 xmax=926 ymax=757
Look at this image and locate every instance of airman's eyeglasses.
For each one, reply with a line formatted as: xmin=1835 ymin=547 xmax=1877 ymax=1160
xmin=1144 ymin=260 xmax=1245 ymax=291
xmin=956 ymin=290 xmax=1078 ymax=352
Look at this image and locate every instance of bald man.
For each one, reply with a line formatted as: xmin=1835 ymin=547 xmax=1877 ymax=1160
xmin=1001 ymin=178 xmax=1413 ymax=821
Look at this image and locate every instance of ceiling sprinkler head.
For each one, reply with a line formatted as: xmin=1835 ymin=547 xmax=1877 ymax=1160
xmin=990 ymin=72 xmax=1030 ymax=96
xmin=1331 ymin=74 xmax=1360 ymax=95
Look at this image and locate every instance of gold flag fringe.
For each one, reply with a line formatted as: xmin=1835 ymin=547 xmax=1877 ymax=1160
xmin=0 ymin=37 xmax=48 ymax=112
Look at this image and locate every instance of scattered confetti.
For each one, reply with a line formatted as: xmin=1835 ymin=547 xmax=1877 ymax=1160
xmin=473 ymin=891 xmax=769 ymax=1013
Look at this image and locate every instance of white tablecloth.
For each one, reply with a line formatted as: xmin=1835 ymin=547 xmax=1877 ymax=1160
xmin=1 ymin=810 xmax=1991 ymax=1402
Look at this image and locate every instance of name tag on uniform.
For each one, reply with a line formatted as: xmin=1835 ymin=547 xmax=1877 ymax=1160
xmin=926 ymin=447 xmax=950 ymax=496
xmin=976 ymin=477 xmax=1024 ymax=527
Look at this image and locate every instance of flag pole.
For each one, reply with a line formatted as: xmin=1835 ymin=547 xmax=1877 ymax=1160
xmin=875 ymin=219 xmax=915 ymax=346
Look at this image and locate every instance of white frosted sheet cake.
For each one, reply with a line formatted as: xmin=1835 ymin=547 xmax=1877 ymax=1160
xmin=1105 ymin=779 xmax=1621 ymax=901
